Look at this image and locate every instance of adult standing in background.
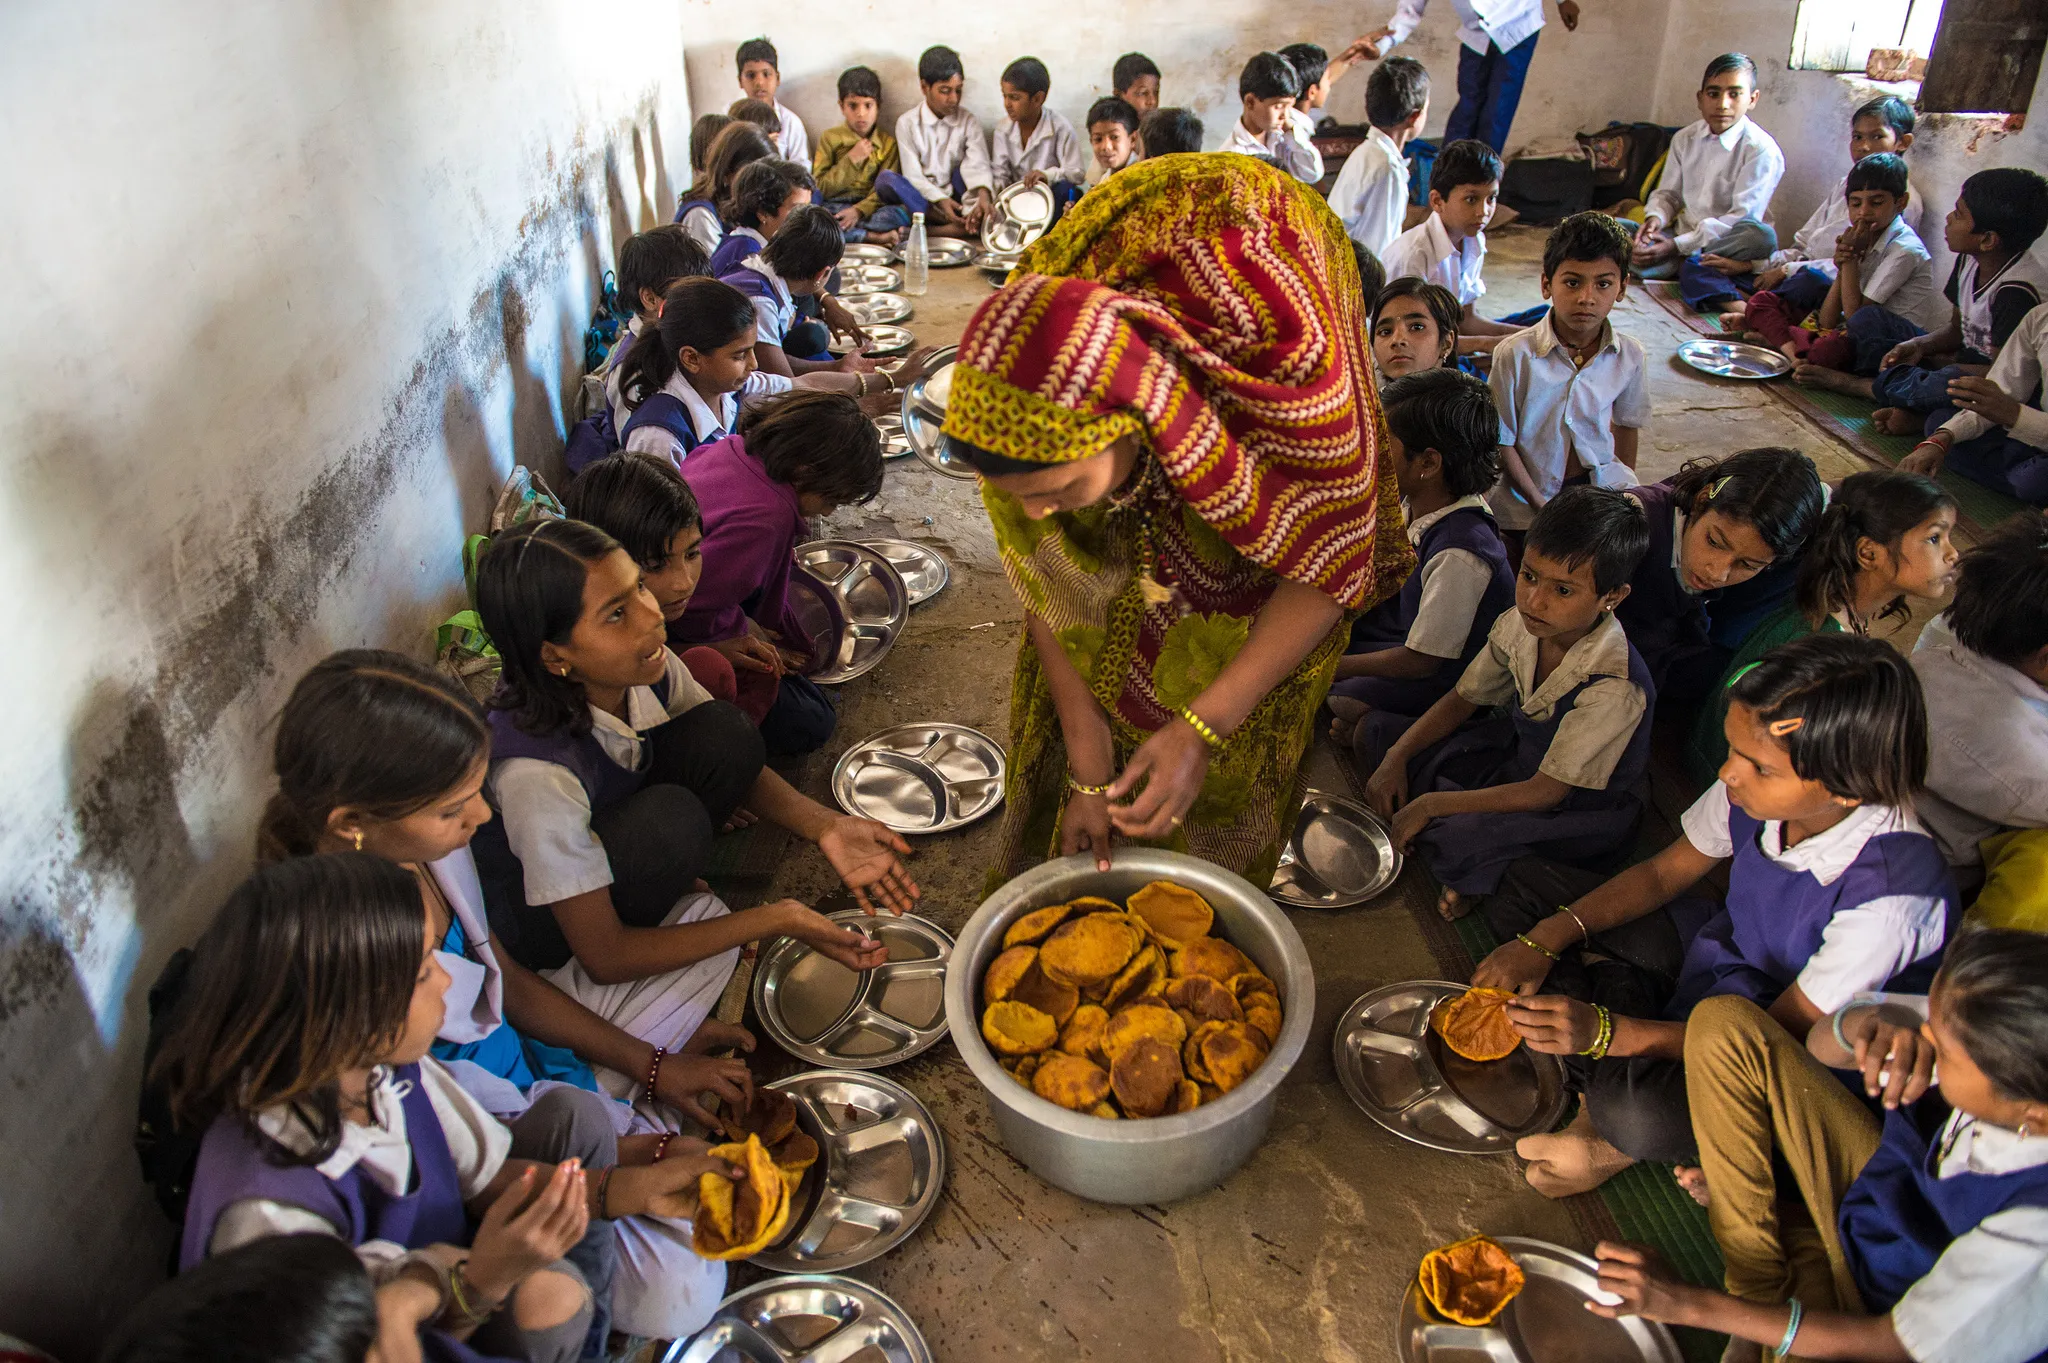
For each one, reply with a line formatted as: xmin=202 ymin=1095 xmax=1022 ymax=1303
xmin=1343 ymin=0 xmax=1580 ymax=155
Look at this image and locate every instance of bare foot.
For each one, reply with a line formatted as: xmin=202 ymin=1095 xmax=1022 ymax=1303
xmin=1778 ymin=340 xmax=1801 ymax=361
xmin=1793 ymin=364 xmax=1876 ymax=399
xmin=1674 ymin=1164 xmax=1710 ymax=1208
xmin=1871 ymin=406 xmax=1918 ymax=435
xmin=1436 ymin=886 xmax=1469 ymax=921
xmin=1517 ymin=1109 xmax=1637 ymax=1197
xmin=1327 ymin=694 xmax=1369 ymax=744
xmin=682 ymin=1018 xmax=757 ymax=1054
xmin=719 ymin=806 xmax=760 ymax=834
xmin=1717 ymin=310 xmax=1748 ymax=331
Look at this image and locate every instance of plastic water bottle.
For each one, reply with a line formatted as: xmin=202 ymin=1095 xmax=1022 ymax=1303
xmin=902 ymin=213 xmax=929 ymax=296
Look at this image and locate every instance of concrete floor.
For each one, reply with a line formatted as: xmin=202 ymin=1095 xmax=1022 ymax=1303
xmin=728 ymin=225 xmax=1894 ymax=1361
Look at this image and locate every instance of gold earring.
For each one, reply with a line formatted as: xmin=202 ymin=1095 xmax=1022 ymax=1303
xmin=352 ymin=829 xmax=364 ymax=852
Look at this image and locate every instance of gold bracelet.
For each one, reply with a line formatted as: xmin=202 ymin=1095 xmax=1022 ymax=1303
xmin=1555 ymin=905 xmax=1592 ymax=945
xmin=1515 ymin=932 xmax=1560 ymax=962
xmin=1177 ymin=706 xmax=1225 ymax=751
xmin=1067 ymin=774 xmax=1114 ymax=797
xmin=856 ymin=373 xmax=870 ymax=398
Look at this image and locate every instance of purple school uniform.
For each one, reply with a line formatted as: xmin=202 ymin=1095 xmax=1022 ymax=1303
xmin=707 ymin=229 xmax=767 ymax=280
xmin=179 ymin=1062 xmax=470 ymax=1271
xmin=484 ymin=674 xmax=674 ymax=814
xmin=674 ymin=196 xmax=716 ymax=226
xmin=672 ymin=433 xmax=807 ymax=649
xmin=1334 ymin=506 xmax=1515 ymax=717
xmin=1667 ymin=804 xmax=1955 ymax=1016
xmin=720 ymin=266 xmax=791 ymax=345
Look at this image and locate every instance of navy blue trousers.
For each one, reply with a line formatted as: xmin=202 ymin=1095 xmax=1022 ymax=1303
xmin=1445 ymin=33 xmax=1540 ymax=154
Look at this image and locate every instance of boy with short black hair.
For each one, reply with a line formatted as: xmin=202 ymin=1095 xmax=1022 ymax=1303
xmin=1139 ymin=107 xmax=1203 ymax=158
xmin=1637 ymin=54 xmax=1784 ymax=289
xmin=1330 ymin=55 xmax=1430 ymax=257
xmin=1383 ymin=138 xmax=1520 ymax=346
xmin=881 ymin=45 xmax=995 ymax=238
xmin=1223 ymin=52 xmax=1319 ymax=184
xmin=814 ymin=65 xmax=906 ymax=246
xmin=1085 ymin=96 xmax=1140 ymax=189
xmin=1489 ymin=213 xmax=1648 ymax=533
xmin=709 ymin=159 xmax=816 ymax=277
xmin=722 ymin=205 xmax=847 ymax=376
xmin=735 ymin=37 xmax=807 ymax=164
xmin=992 ymin=56 xmax=1085 ymax=200
xmin=1278 ymin=41 xmax=1354 ymax=169
xmin=1113 ymin=52 xmax=1160 ymax=116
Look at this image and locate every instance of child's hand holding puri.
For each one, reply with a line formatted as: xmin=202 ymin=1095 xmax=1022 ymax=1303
xmin=467 ymin=1162 xmax=591 ymax=1302
xmin=610 ymin=1148 xmax=745 ymax=1221
xmin=1471 ymin=938 xmax=1554 ymax=995
xmin=1503 ymin=995 xmax=1599 ymax=1054
xmin=656 ymin=1053 xmax=756 ymax=1132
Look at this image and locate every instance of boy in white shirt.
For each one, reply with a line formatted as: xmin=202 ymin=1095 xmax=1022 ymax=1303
xmin=991 ymin=57 xmax=1086 ymax=207
xmin=1489 ymin=213 xmax=1649 ymax=531
xmin=1278 ymin=43 xmax=1355 ymax=176
xmin=1635 ymin=53 xmax=1785 ymax=289
xmin=878 ymin=46 xmax=996 ymax=239
xmin=1223 ymin=52 xmax=1320 ymax=184
xmin=1329 ymin=55 xmax=1430 ymax=258
xmin=1112 ymin=52 xmax=1160 ymax=118
xmin=1341 ymin=0 xmax=1572 ymax=154
xmin=1382 ymin=139 xmax=1521 ymax=350
xmin=735 ymin=38 xmax=808 ymax=166
xmin=1083 ymin=97 xmax=1140 ymax=190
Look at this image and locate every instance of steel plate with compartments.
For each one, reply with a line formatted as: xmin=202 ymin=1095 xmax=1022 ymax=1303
xmin=836 ymin=264 xmax=904 ymax=295
xmin=840 ymin=243 xmax=896 ymax=266
xmin=844 ymin=293 xmax=914 ymax=326
xmin=923 ymin=237 xmax=977 ymax=268
xmin=859 ymin=539 xmax=950 ymax=605
xmin=829 ymin=323 xmax=915 ymax=357
xmin=1676 ymin=338 xmax=1794 ymax=380
xmin=900 ymin=348 xmax=975 ymax=479
xmin=1397 ymin=1237 xmax=1680 ymax=1363
xmin=788 ymin=543 xmax=909 ymax=684
xmin=870 ymin=412 xmax=913 ymax=460
xmin=753 ymin=912 xmax=953 ymax=1072
xmin=1334 ymin=981 xmax=1568 ymax=1155
xmin=666 ymin=1272 xmax=934 ymax=1363
xmin=982 ymin=182 xmax=1054 ymax=255
xmin=980 ymin=250 xmax=1022 ymax=287
xmin=1271 ymin=792 xmax=1403 ymax=909
xmin=832 ymin=722 xmax=1005 ymax=834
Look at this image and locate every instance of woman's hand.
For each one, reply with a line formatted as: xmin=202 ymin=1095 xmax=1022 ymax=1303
xmin=816 ymin=817 xmax=919 ymax=915
xmin=1846 ymin=1009 xmax=1938 ymax=1109
xmin=608 ymin=1147 xmax=747 ymax=1221
xmin=1389 ymin=793 xmax=1437 ymax=852
xmin=1472 ymin=937 xmax=1555 ymax=995
xmin=1364 ymin=757 xmax=1408 ymax=820
xmin=1504 ymin=995 xmax=1600 ymax=1055
xmin=713 ymin=632 xmax=784 ymax=676
xmin=1061 ymin=789 xmax=1115 ymax=871
xmin=1105 ymin=721 xmax=1211 ymax=839
xmin=465 ymin=1163 xmax=591 ymax=1302
xmin=655 ymin=1053 xmax=756 ymax=1132
xmin=1588 ymin=1243 xmax=1694 ymax=1323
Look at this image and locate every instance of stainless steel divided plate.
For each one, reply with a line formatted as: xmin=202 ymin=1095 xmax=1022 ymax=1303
xmin=669 ymin=1272 xmax=934 ymax=1363
xmin=832 ymin=722 xmax=1006 ymax=834
xmin=840 ymin=243 xmax=897 ymax=265
xmin=1271 ymin=792 xmax=1403 ymax=909
xmin=1398 ymin=1237 xmax=1680 ymax=1363
xmin=837 ymin=264 xmax=904 ymax=296
xmin=753 ymin=911 xmax=954 ymax=1070
xmin=924 ymin=237 xmax=977 ymax=267
xmin=791 ymin=542 xmax=910 ymax=684
xmin=1676 ymin=338 xmax=1794 ymax=379
xmin=845 ymin=293 xmax=913 ymax=326
xmin=860 ymin=539 xmax=950 ymax=605
xmin=830 ymin=323 xmax=915 ymax=357
xmin=901 ymin=349 xmax=976 ymax=480
xmin=980 ymin=251 xmax=1022 ymax=287
xmin=871 ymin=412 xmax=913 ymax=460
xmin=1333 ymin=980 xmax=1568 ymax=1155
xmin=982 ymin=182 xmax=1055 ymax=255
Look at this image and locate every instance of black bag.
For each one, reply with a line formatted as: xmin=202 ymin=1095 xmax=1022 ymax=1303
xmin=134 ymin=948 xmax=199 ymax=1229
xmin=1576 ymin=121 xmax=1677 ymax=209
xmin=1498 ymin=157 xmax=1594 ymax=224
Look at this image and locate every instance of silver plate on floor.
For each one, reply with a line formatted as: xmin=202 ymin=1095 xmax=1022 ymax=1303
xmin=668 ymin=1271 xmax=935 ymax=1363
xmin=901 ymin=348 xmax=976 ymax=480
xmin=980 ymin=250 xmax=1023 ymax=287
xmin=830 ymin=323 xmax=915 ymax=357
xmin=871 ymin=412 xmax=913 ymax=460
xmin=1398 ymin=1236 xmax=1680 ymax=1363
xmin=982 ymin=182 xmax=1055 ymax=255
xmin=860 ymin=538 xmax=950 ymax=604
xmin=837 ymin=264 xmax=904 ymax=296
xmin=845 ymin=293 xmax=914 ymax=326
xmin=1271 ymin=792 xmax=1403 ymax=909
xmin=790 ymin=542 xmax=910 ymax=684
xmin=753 ymin=912 xmax=953 ymax=1071
xmin=1676 ymin=338 xmax=1794 ymax=380
xmin=840 ymin=243 xmax=897 ymax=266
xmin=923 ymin=237 xmax=977 ymax=267
xmin=1333 ymin=980 xmax=1568 ymax=1155
xmin=832 ymin=722 xmax=1006 ymax=834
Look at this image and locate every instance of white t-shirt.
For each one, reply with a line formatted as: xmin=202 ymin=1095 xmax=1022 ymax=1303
xmin=1849 ymin=215 xmax=1947 ymax=333
xmin=1486 ymin=315 xmax=1648 ymax=529
xmin=1329 ymin=126 xmax=1411 ymax=259
xmin=774 ymin=101 xmax=808 ymax=166
xmin=1402 ymin=495 xmax=1506 ymax=660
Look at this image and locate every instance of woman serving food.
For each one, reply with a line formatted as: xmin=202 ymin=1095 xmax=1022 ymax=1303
xmin=942 ymin=155 xmax=1409 ymax=884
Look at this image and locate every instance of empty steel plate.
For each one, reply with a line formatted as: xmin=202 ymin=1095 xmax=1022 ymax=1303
xmin=982 ymin=182 xmax=1054 ymax=255
xmin=840 ymin=243 xmax=896 ymax=266
xmin=845 ymin=293 xmax=914 ymax=326
xmin=859 ymin=539 xmax=950 ymax=605
xmin=668 ymin=1272 xmax=934 ymax=1363
xmin=924 ymin=237 xmax=977 ymax=268
xmin=833 ymin=722 xmax=1006 ymax=834
xmin=1271 ymin=792 xmax=1403 ymax=909
xmin=836 ymin=264 xmax=904 ymax=296
xmin=1676 ymin=338 xmax=1794 ymax=380
xmin=1333 ymin=980 xmax=1568 ymax=1155
xmin=829 ymin=323 xmax=916 ymax=357
xmin=753 ymin=910 xmax=953 ymax=1071
xmin=789 ymin=543 xmax=910 ymax=684
xmin=1398 ymin=1237 xmax=1679 ymax=1363
xmin=901 ymin=349 xmax=976 ymax=480
xmin=980 ymin=251 xmax=1022 ymax=287
xmin=871 ymin=412 xmax=913 ymax=460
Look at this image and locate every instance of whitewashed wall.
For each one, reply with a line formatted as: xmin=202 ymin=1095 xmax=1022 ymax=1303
xmin=0 ymin=1 xmax=690 ymax=1352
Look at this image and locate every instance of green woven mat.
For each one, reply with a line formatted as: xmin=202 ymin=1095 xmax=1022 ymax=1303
xmin=1782 ymin=382 xmax=2028 ymax=533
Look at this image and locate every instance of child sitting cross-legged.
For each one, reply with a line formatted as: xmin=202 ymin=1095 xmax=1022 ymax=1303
xmin=992 ymin=57 xmax=1085 ymax=210
xmin=1638 ymin=53 xmax=1785 ymax=300
xmin=1382 ymin=139 xmax=1522 ymax=352
xmin=734 ymin=37 xmax=806 ymax=164
xmin=1329 ymin=55 xmax=1430 ymax=259
xmin=1083 ymin=96 xmax=1140 ymax=191
xmin=813 ymin=66 xmax=905 ymax=247
xmin=879 ymin=46 xmax=996 ymax=238
xmin=1905 ymin=300 xmax=2048 ymax=505
xmin=1359 ymin=486 xmax=1655 ymax=918
xmin=675 ymin=122 xmax=774 ymax=254
xmin=1475 ymin=633 xmax=1955 ymax=1198
xmin=720 ymin=206 xmax=872 ymax=378
xmin=1328 ymin=369 xmax=1514 ymax=736
xmin=1222 ymin=51 xmax=1319 ymax=184
xmin=1372 ymin=277 xmax=1461 ymax=380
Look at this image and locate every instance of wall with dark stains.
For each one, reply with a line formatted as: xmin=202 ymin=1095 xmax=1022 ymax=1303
xmin=0 ymin=2 xmax=689 ymax=1352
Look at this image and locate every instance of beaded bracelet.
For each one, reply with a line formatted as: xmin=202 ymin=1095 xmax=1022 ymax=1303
xmin=1067 ymin=774 xmax=1114 ymax=797
xmin=1178 ymin=706 xmax=1225 ymax=751
xmin=1778 ymin=1299 xmax=1805 ymax=1358
xmin=1515 ymin=933 xmax=1560 ymax=962
xmin=644 ymin=1046 xmax=667 ymax=1102
xmin=1577 ymin=1004 xmax=1614 ymax=1060
xmin=653 ymin=1132 xmax=675 ymax=1163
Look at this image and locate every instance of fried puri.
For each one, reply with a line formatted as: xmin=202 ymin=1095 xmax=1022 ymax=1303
xmin=1171 ymin=935 xmax=1253 ymax=982
xmin=1058 ymin=1003 xmax=1110 ymax=1064
xmin=1430 ymin=987 xmax=1523 ymax=1062
xmin=1039 ymin=913 xmax=1141 ymax=988
xmin=981 ymin=1000 xmax=1058 ymax=1055
xmin=1007 ymin=960 xmax=1081 ymax=1027
xmin=1031 ymin=1052 xmax=1114 ymax=1112
xmin=1110 ymin=1037 xmax=1184 ymax=1117
xmin=1102 ymin=944 xmax=1166 ymax=1012
xmin=1127 ymin=880 xmax=1215 ymax=945
xmin=1102 ymin=1000 xmax=1188 ymax=1065
xmin=1417 ymin=1234 xmax=1526 ymax=1326
xmin=693 ymin=1135 xmax=792 ymax=1260
xmin=1002 ymin=902 xmax=1075 ymax=949
xmin=1164 ymin=974 xmax=1243 ymax=1024
xmin=983 ymin=945 xmax=1038 ymax=1002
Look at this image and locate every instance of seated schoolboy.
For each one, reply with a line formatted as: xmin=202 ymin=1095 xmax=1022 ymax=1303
xmin=1112 ymin=52 xmax=1161 ymax=118
xmin=1910 ymin=511 xmax=2048 ymax=872
xmin=1617 ymin=447 xmax=1825 ymax=702
xmin=1489 ymin=213 xmax=1648 ymax=535
xmin=707 ymin=158 xmax=815 ymax=278
xmin=1329 ymin=55 xmax=1430 ymax=258
xmin=1600 ymin=929 xmax=2048 ymax=1363
xmin=1372 ymin=277 xmax=1462 ymax=379
xmin=674 ymin=122 xmax=775 ymax=253
xmin=1810 ymin=168 xmax=2048 ymax=431
xmin=1474 ymin=633 xmax=1955 ymax=1197
xmin=721 ymin=206 xmax=859 ymax=377
xmin=1138 ymin=106 xmax=1203 ymax=159
xmin=1359 ymin=487 xmax=1655 ymax=913
xmin=880 ymin=46 xmax=995 ymax=238
xmin=734 ymin=37 xmax=807 ymax=164
xmin=991 ymin=57 xmax=1085 ymax=207
xmin=1906 ymin=300 xmax=2048 ymax=504
xmin=1083 ymin=96 xmax=1140 ymax=191
xmin=1328 ymin=369 xmax=1514 ymax=732
xmin=1715 ymin=94 xmax=1917 ymax=331
xmin=1278 ymin=42 xmax=1355 ymax=162
xmin=1633 ymin=54 xmax=1785 ymax=296
xmin=1383 ymin=139 xmax=1523 ymax=351
xmin=1222 ymin=52 xmax=1320 ymax=184
xmin=814 ymin=66 xmax=906 ymax=246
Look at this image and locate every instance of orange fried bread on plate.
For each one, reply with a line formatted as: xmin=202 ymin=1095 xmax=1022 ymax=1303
xmin=1417 ymin=1234 xmax=1526 ymax=1325
xmin=692 ymin=1135 xmax=792 ymax=1260
xmin=1429 ymin=987 xmax=1523 ymax=1062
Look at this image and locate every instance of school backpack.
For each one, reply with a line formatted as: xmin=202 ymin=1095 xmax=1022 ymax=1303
xmin=1575 ymin=121 xmax=1678 ymax=210
xmin=434 ymin=466 xmax=569 ymax=702
xmin=581 ymin=270 xmax=625 ymax=377
xmin=1404 ymin=138 xmax=1439 ymax=208
xmin=1499 ymin=155 xmax=1595 ymax=224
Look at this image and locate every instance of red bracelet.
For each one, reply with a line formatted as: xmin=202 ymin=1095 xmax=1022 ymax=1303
xmin=644 ymin=1046 xmax=666 ymax=1101
xmin=652 ymin=1132 xmax=674 ymax=1163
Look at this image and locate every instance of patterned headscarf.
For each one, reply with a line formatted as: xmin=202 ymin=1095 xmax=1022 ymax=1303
xmin=944 ymin=154 xmax=1407 ymax=611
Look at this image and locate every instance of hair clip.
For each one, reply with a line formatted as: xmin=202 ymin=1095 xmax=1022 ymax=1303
xmin=1726 ymin=661 xmax=1762 ymax=688
xmin=1709 ymin=475 xmax=1733 ymax=499
xmin=1767 ymin=716 xmax=1805 ymax=737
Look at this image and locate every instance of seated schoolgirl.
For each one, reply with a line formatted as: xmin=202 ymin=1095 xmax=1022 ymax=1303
xmin=1360 ymin=487 xmax=1655 ymax=918
xmin=1596 ymin=927 xmax=2048 ymax=1363
xmin=706 ymin=158 xmax=816 ymax=278
xmin=1618 ymin=447 xmax=1826 ymax=704
xmin=154 ymin=855 xmax=742 ymax=1363
xmin=1473 ymin=635 xmax=1955 ymax=1198
xmin=472 ymin=515 xmax=917 ymax=987
xmin=263 ymin=650 xmax=761 ymax=1337
xmin=1686 ymin=471 xmax=1957 ymax=784
xmin=1328 ymin=369 xmax=1514 ymax=736
xmin=721 ymin=205 xmax=870 ymax=378
xmin=674 ymin=122 xmax=774 ymax=254
xmin=1371 ymin=276 xmax=1462 ymax=381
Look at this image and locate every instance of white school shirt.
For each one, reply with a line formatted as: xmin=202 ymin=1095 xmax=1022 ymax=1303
xmin=1223 ymin=118 xmax=1322 ymax=185
xmin=1937 ymin=300 xmax=2048 ymax=450
xmin=1382 ymin=212 xmax=1488 ymax=307
xmin=774 ymin=101 xmax=809 ymax=166
xmin=992 ymin=110 xmax=1086 ymax=190
xmin=736 ymin=253 xmax=799 ymax=350
xmin=1402 ymin=495 xmax=1507 ymax=659
xmin=1767 ymin=175 xmax=1923 ymax=275
xmin=894 ymin=103 xmax=994 ymax=204
xmin=1329 ymin=126 xmax=1411 ymax=258
xmin=1847 ymin=214 xmax=1947 ymax=333
xmin=621 ymin=370 xmax=739 ymax=469
xmin=1282 ymin=107 xmax=1327 ymax=183
xmin=1381 ymin=0 xmax=1546 ymax=56
xmin=679 ymin=203 xmax=723 ymax=255
xmin=1456 ymin=609 xmax=1648 ymax=790
xmin=1910 ymin=610 xmax=2048 ymax=866
xmin=1679 ymin=783 xmax=1948 ymax=1012
xmin=1645 ymin=117 xmax=1786 ymax=255
xmin=488 ymin=648 xmax=715 ymax=906
xmin=1486 ymin=315 xmax=1648 ymax=530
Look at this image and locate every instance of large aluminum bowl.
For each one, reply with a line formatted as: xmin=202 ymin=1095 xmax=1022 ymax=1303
xmin=942 ymin=849 xmax=1314 ymax=1204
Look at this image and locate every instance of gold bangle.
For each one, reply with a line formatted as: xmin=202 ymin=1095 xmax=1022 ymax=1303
xmin=1177 ymin=706 xmax=1225 ymax=751
xmin=1067 ymin=774 xmax=1113 ymax=797
xmin=1515 ymin=932 xmax=1560 ymax=962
